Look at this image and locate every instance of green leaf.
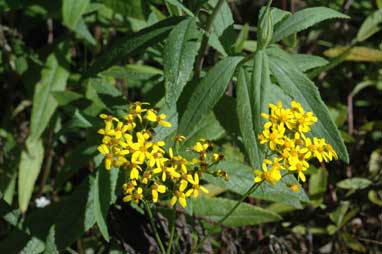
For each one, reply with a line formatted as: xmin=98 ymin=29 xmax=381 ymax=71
xmin=309 ymin=167 xmax=328 ymax=207
xmin=29 ymin=43 xmax=70 ymax=141
xmin=164 ymin=17 xmax=202 ymax=106
xmin=208 ymin=0 xmax=234 ymax=55
xmin=178 ymin=56 xmax=243 ymax=136
xmin=18 ymin=137 xmax=44 ymax=212
xmin=289 ymin=54 xmax=329 ymax=72
xmin=234 ymin=24 xmax=249 ymax=53
xmin=337 ymin=177 xmax=372 ymax=190
xmin=340 ymin=232 xmax=367 ymax=253
xmin=101 ymin=64 xmax=163 ymax=80
xmin=89 ymin=17 xmax=183 ymax=74
xmin=74 ymin=18 xmax=97 ymax=46
xmin=102 ymin=0 xmax=149 ymax=20
xmin=94 ymin=168 xmax=120 ymax=242
xmin=267 ymin=47 xmax=349 ymax=163
xmin=329 ymin=201 xmax=350 ymax=227
xmin=165 ymin=0 xmax=194 ymax=16
xmin=236 ymin=67 xmax=263 ymax=169
xmin=44 ymin=226 xmax=59 ymax=254
xmin=52 ymin=90 xmax=83 ymax=106
xmin=181 ymin=112 xmax=225 ymax=148
xmin=189 ymin=196 xmax=281 ymax=227
xmin=204 ymin=160 xmax=309 ymax=208
xmin=357 ymin=9 xmax=382 ymax=42
xmin=62 ymin=0 xmax=90 ymax=29
xmin=272 ymin=7 xmax=349 ymax=42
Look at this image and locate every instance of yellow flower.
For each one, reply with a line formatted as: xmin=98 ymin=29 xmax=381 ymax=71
xmin=212 ymin=153 xmax=224 ymax=163
xmin=123 ymin=114 xmax=137 ymax=131
xmin=288 ymin=157 xmax=309 ymax=182
xmin=254 ymin=162 xmax=282 ymax=185
xmin=123 ymin=187 xmax=143 ymax=203
xmin=294 ymin=111 xmax=317 ymax=133
xmin=129 ymin=102 xmax=149 ymax=122
xmin=185 ymin=173 xmax=208 ymax=198
xmin=193 ymin=141 xmax=209 ymax=160
xmin=123 ymin=180 xmax=137 ymax=194
xmin=324 ymin=143 xmax=338 ymax=161
xmin=259 ymin=124 xmax=285 ymax=151
xmin=97 ymin=144 xmax=113 ymax=170
xmin=98 ymin=114 xmax=119 ymax=136
xmin=264 ymin=101 xmax=295 ymax=130
xmin=290 ymin=184 xmax=299 ymax=192
xmin=146 ymin=109 xmax=172 ymax=127
xmin=151 ymin=183 xmax=166 ymax=203
xmin=153 ymin=165 xmax=180 ymax=182
xmin=303 ymin=136 xmax=327 ymax=162
xmin=170 ymin=184 xmax=187 ymax=208
xmin=130 ymin=132 xmax=152 ymax=164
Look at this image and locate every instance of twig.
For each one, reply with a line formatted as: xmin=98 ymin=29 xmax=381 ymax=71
xmin=191 ymin=182 xmax=261 ymax=253
xmin=144 ymin=201 xmax=166 ymax=254
xmin=194 ymin=0 xmax=226 ymax=78
xmin=166 ymin=206 xmax=177 ymax=254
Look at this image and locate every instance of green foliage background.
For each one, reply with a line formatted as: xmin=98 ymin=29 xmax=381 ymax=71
xmin=0 ymin=0 xmax=381 ymax=253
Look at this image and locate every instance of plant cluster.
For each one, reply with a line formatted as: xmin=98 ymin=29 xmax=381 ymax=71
xmin=97 ymin=102 xmax=225 ymax=208
xmin=255 ymin=101 xmax=338 ymax=186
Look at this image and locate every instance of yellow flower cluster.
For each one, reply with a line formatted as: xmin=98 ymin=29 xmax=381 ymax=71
xmin=97 ymin=102 xmax=225 ymax=208
xmin=255 ymin=101 xmax=338 ymax=186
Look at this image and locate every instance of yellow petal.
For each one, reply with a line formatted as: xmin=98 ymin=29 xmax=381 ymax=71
xmin=157 ymin=185 xmax=166 ymax=193
xmin=170 ymin=196 xmax=177 ymax=206
xmin=179 ymin=197 xmax=187 ymax=208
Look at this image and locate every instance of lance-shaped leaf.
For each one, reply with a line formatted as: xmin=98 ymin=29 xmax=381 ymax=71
xmin=189 ymin=196 xmax=281 ymax=227
xmin=89 ymin=17 xmax=183 ymax=74
xmin=204 ymin=160 xmax=310 ymax=208
xmin=18 ymin=137 xmax=44 ymax=212
xmin=94 ymin=168 xmax=120 ymax=242
xmin=178 ymin=56 xmax=243 ymax=136
xmin=236 ymin=67 xmax=262 ymax=169
xmin=357 ymin=9 xmax=382 ymax=42
xmin=272 ymin=7 xmax=348 ymax=42
xmin=164 ymin=17 xmax=202 ymax=106
xmin=267 ymin=47 xmax=349 ymax=162
xmin=62 ymin=0 xmax=90 ymax=29
xmin=29 ymin=43 xmax=70 ymax=141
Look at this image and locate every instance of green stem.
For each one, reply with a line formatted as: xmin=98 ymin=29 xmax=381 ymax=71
xmin=144 ymin=201 xmax=166 ymax=254
xmin=166 ymin=206 xmax=177 ymax=254
xmin=194 ymin=0 xmax=226 ymax=78
xmin=191 ymin=182 xmax=261 ymax=253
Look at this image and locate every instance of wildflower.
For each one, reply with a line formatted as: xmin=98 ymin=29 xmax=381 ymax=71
xmin=215 ymin=169 xmax=229 ymax=181
xmin=146 ymin=109 xmax=172 ymax=127
xmin=256 ymin=100 xmax=338 ymax=184
xmin=193 ymin=141 xmax=209 ymax=160
xmin=97 ymin=144 xmax=113 ymax=170
xmin=170 ymin=184 xmax=188 ymax=208
xmin=254 ymin=162 xmax=282 ymax=185
xmin=97 ymin=102 xmax=222 ymax=207
xmin=151 ymin=183 xmax=166 ymax=203
xmin=185 ymin=173 xmax=208 ymax=198
xmin=290 ymin=184 xmax=299 ymax=192
xmin=123 ymin=187 xmax=143 ymax=203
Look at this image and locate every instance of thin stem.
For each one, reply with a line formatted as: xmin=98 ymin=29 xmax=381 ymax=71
xmin=166 ymin=206 xmax=177 ymax=254
xmin=144 ymin=201 xmax=166 ymax=254
xmin=191 ymin=182 xmax=261 ymax=253
xmin=194 ymin=0 xmax=226 ymax=78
